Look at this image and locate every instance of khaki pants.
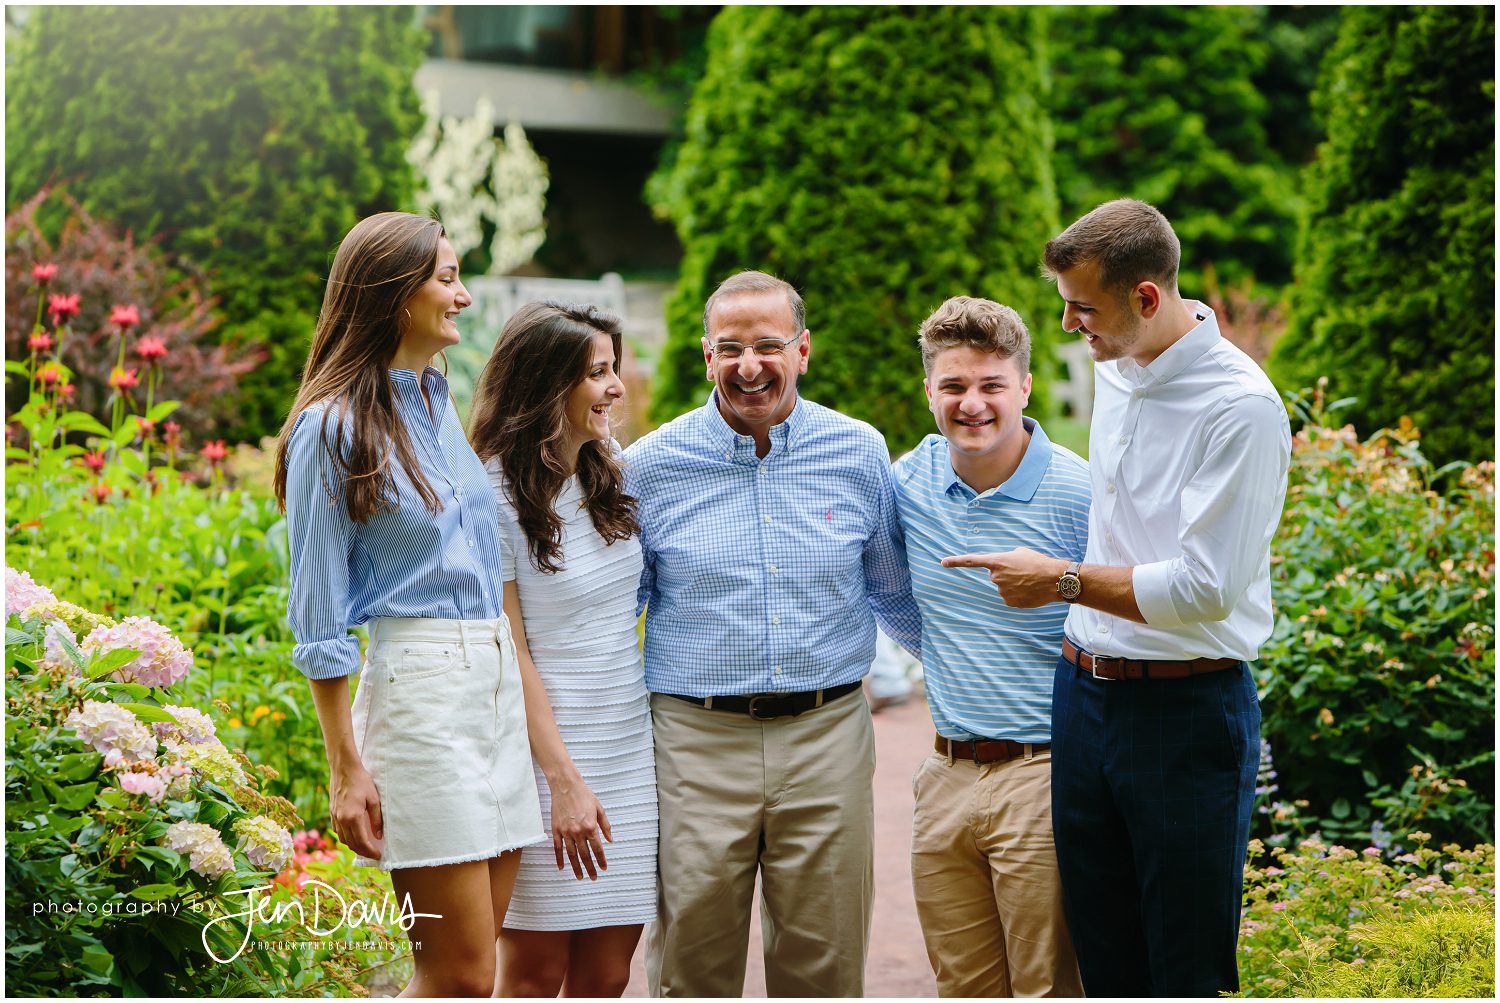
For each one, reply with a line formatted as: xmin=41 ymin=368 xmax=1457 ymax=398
xmin=646 ymin=689 xmax=875 ymax=997
xmin=910 ymin=749 xmax=1082 ymax=998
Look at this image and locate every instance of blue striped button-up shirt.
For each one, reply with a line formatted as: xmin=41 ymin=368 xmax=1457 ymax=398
xmin=893 ymin=419 xmax=1091 ymax=742
xmin=625 ymin=392 xmax=922 ymax=698
xmin=285 ymin=367 xmax=508 ymax=679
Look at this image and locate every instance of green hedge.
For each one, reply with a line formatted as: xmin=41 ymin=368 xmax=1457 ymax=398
xmin=1048 ymin=6 xmax=1305 ymax=291
xmin=1269 ymin=6 xmax=1496 ymax=466
xmin=647 ymin=6 xmax=1059 ymax=452
xmin=5 ymin=6 xmax=427 ymax=439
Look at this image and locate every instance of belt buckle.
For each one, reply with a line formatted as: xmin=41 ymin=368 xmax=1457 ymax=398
xmin=1088 ymin=655 xmax=1121 ymax=681
xmin=747 ymin=694 xmax=779 ymax=721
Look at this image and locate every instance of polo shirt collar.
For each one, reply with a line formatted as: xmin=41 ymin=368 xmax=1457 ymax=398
xmin=703 ymin=389 xmax=806 ymax=459
xmin=944 ymin=416 xmax=1053 ymax=502
xmin=1121 ymin=301 xmax=1219 ymax=387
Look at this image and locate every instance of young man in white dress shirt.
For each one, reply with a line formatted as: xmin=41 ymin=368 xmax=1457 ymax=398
xmin=942 ymin=199 xmax=1291 ymax=996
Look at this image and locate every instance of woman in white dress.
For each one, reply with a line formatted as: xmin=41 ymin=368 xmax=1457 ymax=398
xmin=468 ymin=301 xmax=657 ymax=997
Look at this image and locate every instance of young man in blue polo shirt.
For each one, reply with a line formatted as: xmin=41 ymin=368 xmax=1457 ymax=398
xmin=893 ymin=296 xmax=1090 ymax=997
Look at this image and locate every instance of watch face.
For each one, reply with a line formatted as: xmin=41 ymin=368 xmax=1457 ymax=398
xmin=1058 ymin=575 xmax=1082 ymax=601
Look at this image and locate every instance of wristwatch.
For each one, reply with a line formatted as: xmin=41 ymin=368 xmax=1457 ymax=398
xmin=1057 ymin=561 xmax=1083 ymax=602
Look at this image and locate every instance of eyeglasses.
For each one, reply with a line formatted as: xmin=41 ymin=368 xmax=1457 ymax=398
xmin=707 ymin=332 xmax=803 ymax=360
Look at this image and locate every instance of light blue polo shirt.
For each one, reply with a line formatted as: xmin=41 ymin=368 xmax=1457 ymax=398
xmin=893 ymin=418 xmax=1090 ymax=742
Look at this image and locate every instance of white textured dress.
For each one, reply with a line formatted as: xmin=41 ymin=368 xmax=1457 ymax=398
xmin=487 ymin=463 xmax=658 ymax=931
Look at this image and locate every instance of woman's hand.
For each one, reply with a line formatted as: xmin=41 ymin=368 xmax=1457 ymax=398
xmin=329 ymin=761 xmax=384 ymax=860
xmin=550 ymin=779 xmax=612 ymax=880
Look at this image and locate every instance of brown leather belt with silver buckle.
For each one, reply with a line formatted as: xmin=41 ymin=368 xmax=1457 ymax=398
xmin=665 ymin=681 xmax=862 ymax=721
xmin=1063 ymin=638 xmax=1239 ymax=681
xmin=935 ymin=735 xmax=1049 ymax=764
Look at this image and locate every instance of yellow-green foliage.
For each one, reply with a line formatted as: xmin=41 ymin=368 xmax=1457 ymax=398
xmin=1236 ymin=834 xmax=1495 ymax=997
xmin=1289 ymin=906 xmax=1494 ymax=998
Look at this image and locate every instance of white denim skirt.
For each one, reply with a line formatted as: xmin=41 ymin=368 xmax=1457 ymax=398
xmin=350 ymin=616 xmax=545 ymax=870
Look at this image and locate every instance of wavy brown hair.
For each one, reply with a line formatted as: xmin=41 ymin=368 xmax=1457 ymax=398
xmin=468 ymin=301 xmax=638 ymax=573
xmin=272 ymin=212 xmax=446 ymax=522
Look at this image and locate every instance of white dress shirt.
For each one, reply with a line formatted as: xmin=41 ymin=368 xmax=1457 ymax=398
xmin=1065 ymin=303 xmax=1291 ymax=661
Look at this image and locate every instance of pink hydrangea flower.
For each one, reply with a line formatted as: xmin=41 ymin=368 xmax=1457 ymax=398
xmin=81 ymin=616 xmax=194 ymax=688
xmin=6 ymin=567 xmax=57 ymax=617
xmin=41 ymin=620 xmax=78 ymax=669
xmin=118 ymin=771 xmax=168 ymax=804
xmin=65 ymin=701 xmax=157 ymax=763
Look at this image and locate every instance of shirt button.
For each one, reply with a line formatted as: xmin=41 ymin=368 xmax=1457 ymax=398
xmin=1133 ymin=390 xmax=1145 ymax=399
xmin=455 ymin=485 xmax=464 ymax=497
xmin=770 ymin=565 xmax=779 ymax=574
xmin=1106 ymin=533 xmax=1114 ymax=543
xmin=772 ymin=616 xmax=781 ymax=625
xmin=757 ymin=466 xmax=767 ymax=476
xmin=724 ymin=452 xmax=732 ymax=460
xmin=1107 ymin=483 xmax=1116 ymax=494
xmin=1118 ymin=436 xmax=1128 ymax=445
xmin=970 ymin=526 xmax=980 ymax=534
xmin=468 ymin=539 xmax=476 ymax=548
xmin=1100 ymin=626 xmax=1110 ymax=634
xmin=763 ymin=514 xmax=772 ymax=524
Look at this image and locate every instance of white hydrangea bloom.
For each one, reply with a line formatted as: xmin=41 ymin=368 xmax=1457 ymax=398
xmin=162 ymin=821 xmax=235 ymax=878
xmin=169 ymin=739 xmax=247 ymax=790
xmin=233 ymin=815 xmax=294 ymax=872
xmin=155 ymin=704 xmax=218 ymax=745
xmin=65 ymin=701 xmax=157 ymax=763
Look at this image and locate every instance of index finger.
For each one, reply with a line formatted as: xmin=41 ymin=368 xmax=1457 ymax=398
xmin=940 ymin=553 xmax=1000 ymax=569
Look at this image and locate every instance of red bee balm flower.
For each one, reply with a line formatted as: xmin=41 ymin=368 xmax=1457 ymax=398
xmin=32 ymin=263 xmax=58 ymax=283
xmin=108 ymin=367 xmax=140 ymax=391
xmin=47 ymin=293 xmax=81 ymax=322
xmin=57 ymin=383 xmax=76 ymax=401
xmin=163 ymin=421 xmax=182 ymax=450
xmin=109 ymin=304 xmax=141 ymax=329
xmin=134 ymin=336 xmax=168 ymax=361
xmin=90 ymin=482 xmax=113 ymax=504
xmin=27 ymin=331 xmax=53 ymax=352
xmin=201 ymin=440 xmax=228 ymax=465
xmin=82 ymin=451 xmax=107 ymax=474
xmin=37 ymin=363 xmax=63 ymax=386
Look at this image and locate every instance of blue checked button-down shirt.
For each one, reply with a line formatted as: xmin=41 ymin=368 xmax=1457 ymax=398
xmin=625 ymin=392 xmax=922 ymax=698
xmin=284 ymin=367 xmax=508 ymax=680
xmin=894 ymin=420 xmax=1091 ymax=743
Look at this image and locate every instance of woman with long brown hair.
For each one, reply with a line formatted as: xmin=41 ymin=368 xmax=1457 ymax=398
xmin=468 ymin=301 xmax=656 ymax=996
xmin=275 ymin=212 xmax=544 ymax=996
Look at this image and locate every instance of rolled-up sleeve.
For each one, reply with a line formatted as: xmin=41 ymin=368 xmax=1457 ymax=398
xmin=285 ymin=409 xmax=362 ymax=679
xmin=864 ymin=447 xmax=923 ymax=658
xmin=1133 ymin=393 xmax=1290 ymax=628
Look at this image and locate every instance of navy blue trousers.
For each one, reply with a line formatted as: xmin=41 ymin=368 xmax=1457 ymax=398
xmin=1050 ymin=655 xmax=1260 ymax=997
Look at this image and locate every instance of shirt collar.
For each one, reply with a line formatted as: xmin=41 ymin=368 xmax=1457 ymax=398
xmin=943 ymin=416 xmax=1053 ymax=502
xmin=389 ymin=366 xmax=450 ymax=419
xmin=702 ymin=389 xmax=806 ymax=459
xmin=1122 ymin=301 xmax=1218 ymax=387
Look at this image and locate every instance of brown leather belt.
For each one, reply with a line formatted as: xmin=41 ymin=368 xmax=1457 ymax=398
xmin=936 ymin=735 xmax=1049 ymax=764
xmin=1063 ymin=638 xmax=1239 ymax=681
xmin=665 ymin=681 xmax=862 ymax=720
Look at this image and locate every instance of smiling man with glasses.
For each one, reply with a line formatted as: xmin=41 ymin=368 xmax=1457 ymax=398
xmin=624 ymin=269 xmax=922 ymax=997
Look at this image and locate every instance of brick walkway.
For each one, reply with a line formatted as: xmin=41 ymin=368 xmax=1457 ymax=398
xmin=623 ymin=690 xmax=939 ymax=997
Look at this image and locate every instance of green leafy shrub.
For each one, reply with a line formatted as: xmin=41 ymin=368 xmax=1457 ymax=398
xmin=1236 ymin=834 xmax=1495 ymax=997
xmin=647 ymin=6 xmax=1059 ymax=452
xmin=1269 ymin=6 xmax=1496 ymax=466
xmin=1048 ymin=5 xmax=1301 ymax=290
xmin=5 ymin=266 xmax=327 ymax=822
xmin=1256 ymin=385 xmax=1494 ymax=846
xmin=5 ymin=5 xmax=427 ymax=438
xmin=5 ymin=189 xmax=263 ymax=434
